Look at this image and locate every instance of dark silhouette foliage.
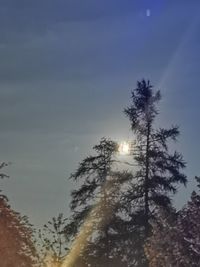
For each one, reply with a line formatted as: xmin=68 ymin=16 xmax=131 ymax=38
xmin=122 ymin=79 xmax=187 ymax=266
xmin=146 ymin=177 xmax=200 ymax=266
xmin=0 ymin=196 xmax=37 ymax=267
xmin=67 ymin=80 xmax=187 ymax=267
xmin=36 ymin=213 xmax=69 ymax=267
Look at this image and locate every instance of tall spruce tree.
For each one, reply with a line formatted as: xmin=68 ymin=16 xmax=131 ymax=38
xmin=123 ymin=79 xmax=187 ymax=266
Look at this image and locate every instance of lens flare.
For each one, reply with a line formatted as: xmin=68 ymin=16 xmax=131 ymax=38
xmin=61 ymin=178 xmax=120 ymax=267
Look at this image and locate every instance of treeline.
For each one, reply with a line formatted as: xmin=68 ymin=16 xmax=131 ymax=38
xmin=0 ymin=80 xmax=199 ymax=267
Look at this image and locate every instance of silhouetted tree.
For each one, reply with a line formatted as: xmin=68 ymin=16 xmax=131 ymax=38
xmin=36 ymin=213 xmax=69 ymax=267
xmin=0 ymin=162 xmax=9 ymax=199
xmin=0 ymin=196 xmax=37 ymax=267
xmin=65 ymin=138 xmax=130 ymax=266
xmin=67 ymin=80 xmax=187 ymax=267
xmin=146 ymin=176 xmax=200 ymax=266
xmin=0 ymin=161 xmax=37 ymax=266
xmin=121 ymin=79 xmax=187 ymax=266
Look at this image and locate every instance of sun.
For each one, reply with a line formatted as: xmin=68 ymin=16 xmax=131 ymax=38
xmin=119 ymin=141 xmax=130 ymax=155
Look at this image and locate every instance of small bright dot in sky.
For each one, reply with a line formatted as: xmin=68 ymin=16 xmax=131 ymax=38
xmin=146 ymin=9 xmax=151 ymax=17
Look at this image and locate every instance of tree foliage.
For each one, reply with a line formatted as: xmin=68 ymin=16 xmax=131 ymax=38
xmin=67 ymin=80 xmax=187 ymax=267
xmin=65 ymin=138 xmax=131 ymax=266
xmin=124 ymin=79 xmax=186 ymax=225
xmin=0 ymin=196 xmax=37 ymax=267
xmin=36 ymin=213 xmax=69 ymax=267
xmin=0 ymin=161 xmax=37 ymax=267
xmin=146 ymin=177 xmax=200 ymax=266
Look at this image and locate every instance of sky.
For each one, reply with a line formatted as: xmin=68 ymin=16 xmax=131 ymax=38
xmin=0 ymin=0 xmax=200 ymax=228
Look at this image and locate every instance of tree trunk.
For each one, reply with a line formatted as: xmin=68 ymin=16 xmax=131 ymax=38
xmin=144 ymin=122 xmax=150 ymax=237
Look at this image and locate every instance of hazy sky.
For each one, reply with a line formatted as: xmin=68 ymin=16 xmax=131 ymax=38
xmin=0 ymin=0 xmax=200 ymax=227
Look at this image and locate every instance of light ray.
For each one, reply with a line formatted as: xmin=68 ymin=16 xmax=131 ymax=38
xmin=159 ymin=14 xmax=199 ymax=89
xmin=61 ymin=178 xmax=120 ymax=267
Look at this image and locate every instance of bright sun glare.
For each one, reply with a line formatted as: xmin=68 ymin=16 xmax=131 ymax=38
xmin=119 ymin=141 xmax=130 ymax=155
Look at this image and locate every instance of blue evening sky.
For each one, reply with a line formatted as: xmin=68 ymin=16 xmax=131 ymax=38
xmin=0 ymin=0 xmax=200 ymax=227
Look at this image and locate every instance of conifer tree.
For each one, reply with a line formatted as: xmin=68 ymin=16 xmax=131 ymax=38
xmin=146 ymin=176 xmax=200 ymax=267
xmin=67 ymin=80 xmax=187 ymax=267
xmin=66 ymin=138 xmax=129 ymax=266
xmin=123 ymin=79 xmax=187 ymax=266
